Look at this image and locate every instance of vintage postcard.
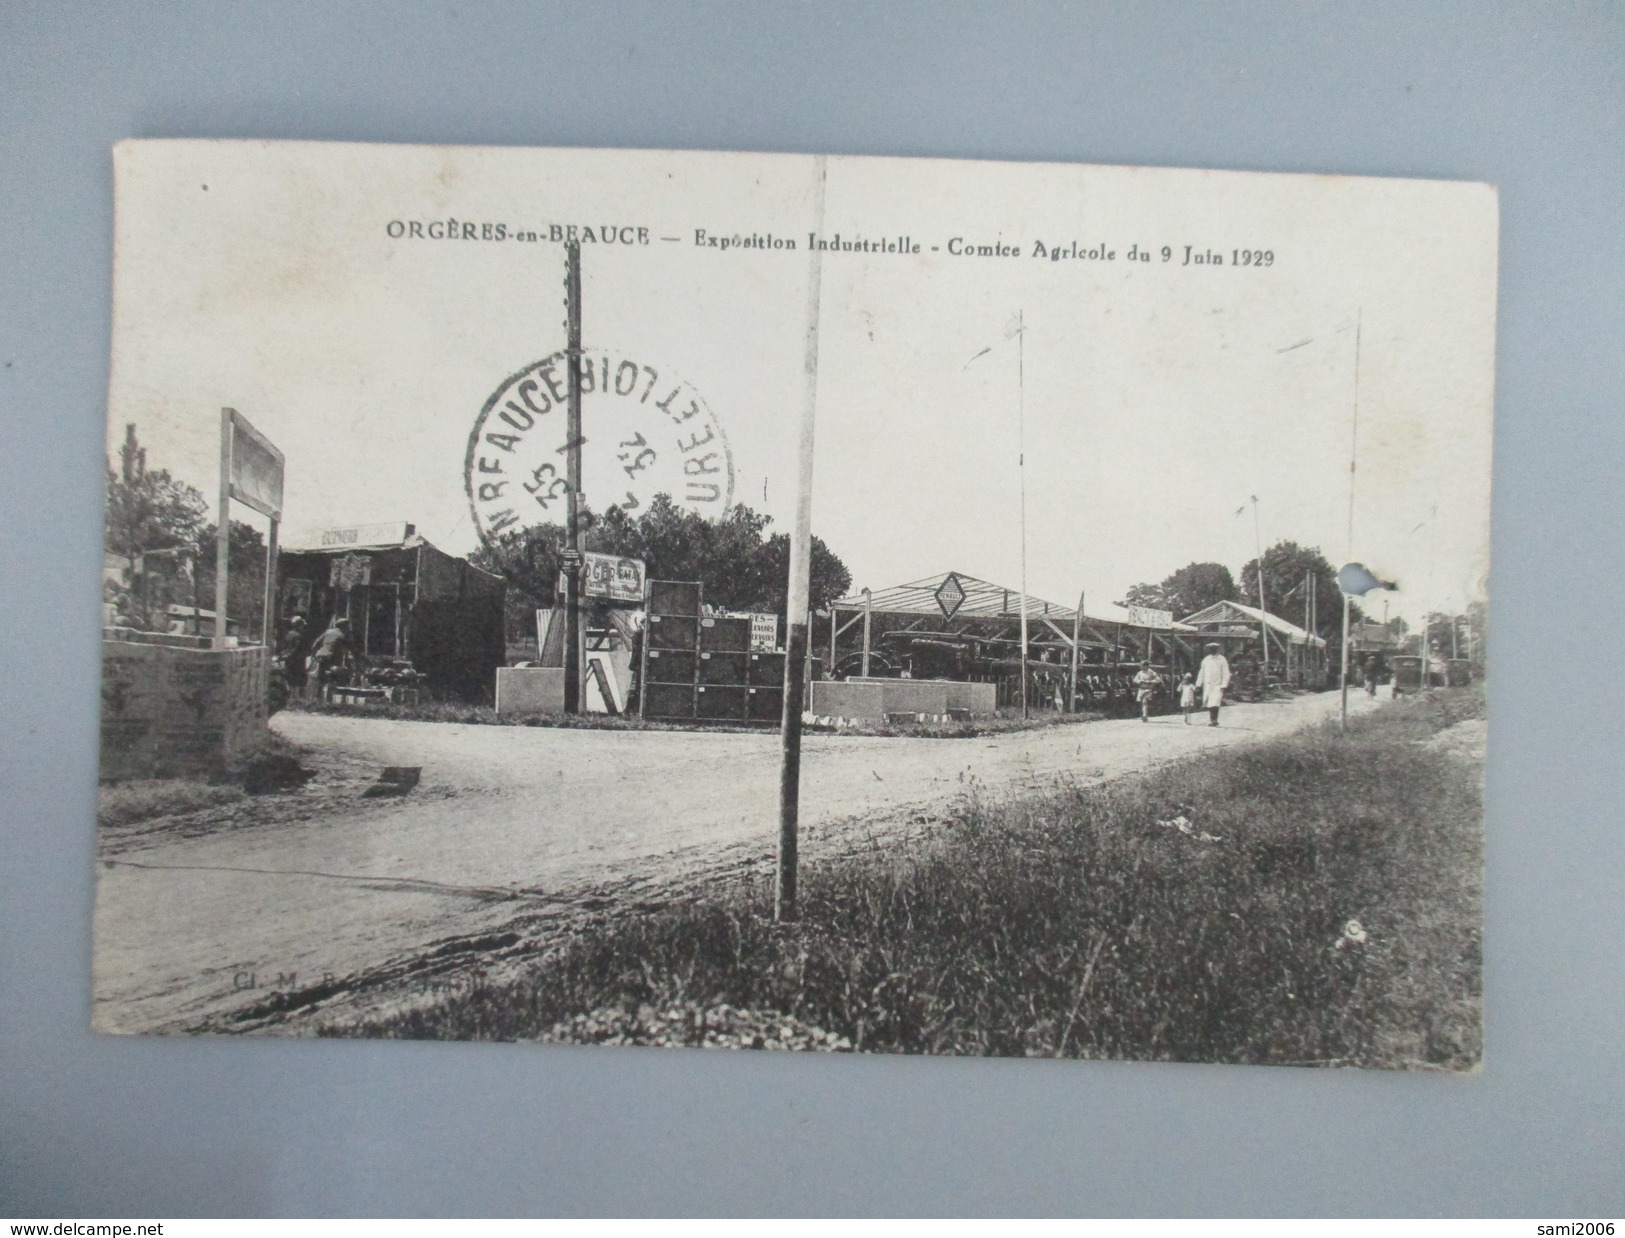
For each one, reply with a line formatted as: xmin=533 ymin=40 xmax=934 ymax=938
xmin=95 ymin=140 xmax=1494 ymax=1067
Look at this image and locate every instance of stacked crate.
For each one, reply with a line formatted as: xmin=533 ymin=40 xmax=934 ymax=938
xmin=639 ymin=579 xmax=785 ymax=723
xmin=641 ymin=580 xmax=703 ymax=720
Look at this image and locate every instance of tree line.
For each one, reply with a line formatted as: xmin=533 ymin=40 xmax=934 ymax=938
xmin=1120 ymin=542 xmax=1485 ymax=666
xmin=1121 ymin=542 xmax=1354 ymax=637
xmin=468 ymin=494 xmax=852 ymax=641
xmin=104 ymin=428 xmax=856 ymax=646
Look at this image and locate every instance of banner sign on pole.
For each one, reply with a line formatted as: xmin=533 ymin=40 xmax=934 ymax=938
xmin=1125 ymin=605 xmax=1174 ymax=629
xmin=582 ymin=552 xmax=646 ymax=603
xmin=226 ymin=408 xmax=285 ymax=521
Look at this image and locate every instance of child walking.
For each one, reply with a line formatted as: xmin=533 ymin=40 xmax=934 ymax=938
xmin=1132 ymin=661 xmax=1161 ymax=722
xmin=1178 ymin=672 xmax=1197 ymax=724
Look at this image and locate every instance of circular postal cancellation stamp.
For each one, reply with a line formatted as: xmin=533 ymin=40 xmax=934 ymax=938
xmin=464 ymin=349 xmax=735 ymax=545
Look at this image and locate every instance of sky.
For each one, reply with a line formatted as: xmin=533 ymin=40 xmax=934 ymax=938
xmin=107 ymin=141 xmax=1497 ymax=627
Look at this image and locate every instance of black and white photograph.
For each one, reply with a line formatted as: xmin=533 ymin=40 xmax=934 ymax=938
xmin=92 ymin=139 xmax=1495 ymax=1069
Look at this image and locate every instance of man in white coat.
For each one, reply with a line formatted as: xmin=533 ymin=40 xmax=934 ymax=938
xmin=1195 ymin=642 xmax=1231 ymax=726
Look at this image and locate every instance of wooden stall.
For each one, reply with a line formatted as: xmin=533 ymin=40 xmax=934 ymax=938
xmin=277 ymin=522 xmax=506 ymax=702
xmin=1179 ymin=599 xmax=1330 ymax=694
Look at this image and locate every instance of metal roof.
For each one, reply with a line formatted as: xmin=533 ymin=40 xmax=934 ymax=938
xmin=836 ymin=571 xmax=1196 ymax=632
xmin=1180 ymin=599 xmax=1327 ymax=647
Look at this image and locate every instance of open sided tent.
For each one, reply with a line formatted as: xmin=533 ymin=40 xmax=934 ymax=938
xmin=1179 ymin=598 xmax=1329 ymax=687
xmin=828 ymin=570 xmax=1198 ymax=710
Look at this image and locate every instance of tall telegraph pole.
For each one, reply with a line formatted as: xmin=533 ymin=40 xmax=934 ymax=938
xmin=1339 ymin=311 xmax=1363 ymax=731
xmin=1016 ymin=310 xmax=1029 ymax=719
xmin=562 ymin=240 xmax=584 ymax=713
xmin=776 ymin=155 xmax=828 ymax=923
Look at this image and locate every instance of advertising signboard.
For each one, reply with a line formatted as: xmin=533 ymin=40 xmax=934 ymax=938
xmin=749 ymin=612 xmax=779 ymax=651
xmin=1125 ymin=605 xmax=1174 ymax=629
xmin=582 ymin=552 xmax=646 ymax=604
xmin=226 ymin=408 xmax=285 ymax=521
xmin=289 ymin=522 xmax=413 ymax=550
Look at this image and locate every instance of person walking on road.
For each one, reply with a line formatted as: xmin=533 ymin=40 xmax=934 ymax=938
xmin=1178 ymin=672 xmax=1197 ymax=723
xmin=1195 ymin=642 xmax=1231 ymax=726
xmin=1132 ymin=661 xmax=1161 ymax=723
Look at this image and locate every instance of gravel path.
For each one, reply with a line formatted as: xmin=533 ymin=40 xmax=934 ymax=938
xmin=93 ymin=690 xmax=1379 ymax=1033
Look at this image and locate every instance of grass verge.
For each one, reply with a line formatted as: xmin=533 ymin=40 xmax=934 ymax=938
xmin=97 ymin=779 xmax=246 ymax=829
xmin=98 ymin=732 xmax=309 ymax=829
xmin=321 ymin=688 xmax=1484 ymax=1068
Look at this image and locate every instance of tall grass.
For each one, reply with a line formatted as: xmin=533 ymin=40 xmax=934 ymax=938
xmin=322 ymin=690 xmax=1484 ymax=1069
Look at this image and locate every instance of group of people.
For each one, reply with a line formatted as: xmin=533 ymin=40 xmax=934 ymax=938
xmin=1130 ymin=642 xmax=1233 ymax=727
xmin=277 ymin=613 xmax=356 ymax=695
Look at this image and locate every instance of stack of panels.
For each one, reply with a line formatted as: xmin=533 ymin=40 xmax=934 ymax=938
xmin=641 ymin=580 xmax=703 ymax=721
xmin=640 ymin=581 xmax=786 ymax=723
xmin=692 ymin=614 xmax=754 ymax=718
xmin=747 ymin=650 xmax=786 ymax=720
xmin=696 ymin=615 xmax=773 ymax=722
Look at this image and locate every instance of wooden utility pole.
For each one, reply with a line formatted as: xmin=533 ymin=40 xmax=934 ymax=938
xmin=1301 ymin=571 xmax=1312 ymax=687
xmin=1340 ymin=311 xmax=1363 ymax=731
xmin=562 ymin=240 xmax=584 ymax=713
xmin=1311 ymin=572 xmax=1320 ymax=680
xmin=860 ymin=587 xmax=872 ymax=677
xmin=1067 ymin=589 xmax=1083 ymax=712
xmin=262 ymin=515 xmax=279 ymax=648
xmin=1303 ymin=572 xmax=1312 ymax=648
xmin=214 ymin=409 xmax=232 ymax=650
xmin=777 ymin=155 xmax=828 ymax=924
xmin=1340 ymin=594 xmax=1352 ymax=725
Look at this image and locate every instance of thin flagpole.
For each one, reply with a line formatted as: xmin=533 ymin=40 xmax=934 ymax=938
xmin=1017 ymin=309 xmax=1029 ymax=720
xmin=1251 ymin=495 xmax=1268 ymax=672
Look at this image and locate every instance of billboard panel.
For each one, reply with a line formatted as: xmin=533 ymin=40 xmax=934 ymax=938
xmin=226 ymin=408 xmax=285 ymax=521
xmin=583 ymin=552 xmax=646 ymax=604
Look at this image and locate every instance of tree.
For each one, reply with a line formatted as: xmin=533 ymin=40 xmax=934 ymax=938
xmin=1120 ymin=562 xmax=1236 ymax=619
xmin=1161 ymin=562 xmax=1238 ymax=618
xmin=1412 ymin=608 xmax=1480 ymax=663
xmin=753 ymin=530 xmax=854 ymax=618
xmin=104 ymin=424 xmax=211 ymax=630
xmin=104 ymin=424 xmax=208 ymax=563
xmin=1121 ymin=581 xmax=1171 ymax=612
xmin=194 ymin=520 xmax=269 ymax=641
xmin=467 ymin=494 xmax=853 ymax=639
xmin=1464 ymin=599 xmax=1488 ymax=671
xmin=1237 ymin=541 xmax=1354 ymax=637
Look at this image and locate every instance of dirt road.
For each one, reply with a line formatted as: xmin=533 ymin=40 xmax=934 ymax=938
xmin=93 ymin=691 xmax=1378 ymax=1033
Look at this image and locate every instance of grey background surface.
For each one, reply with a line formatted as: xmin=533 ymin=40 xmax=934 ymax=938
xmin=2 ymin=0 xmax=1621 ymax=1217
